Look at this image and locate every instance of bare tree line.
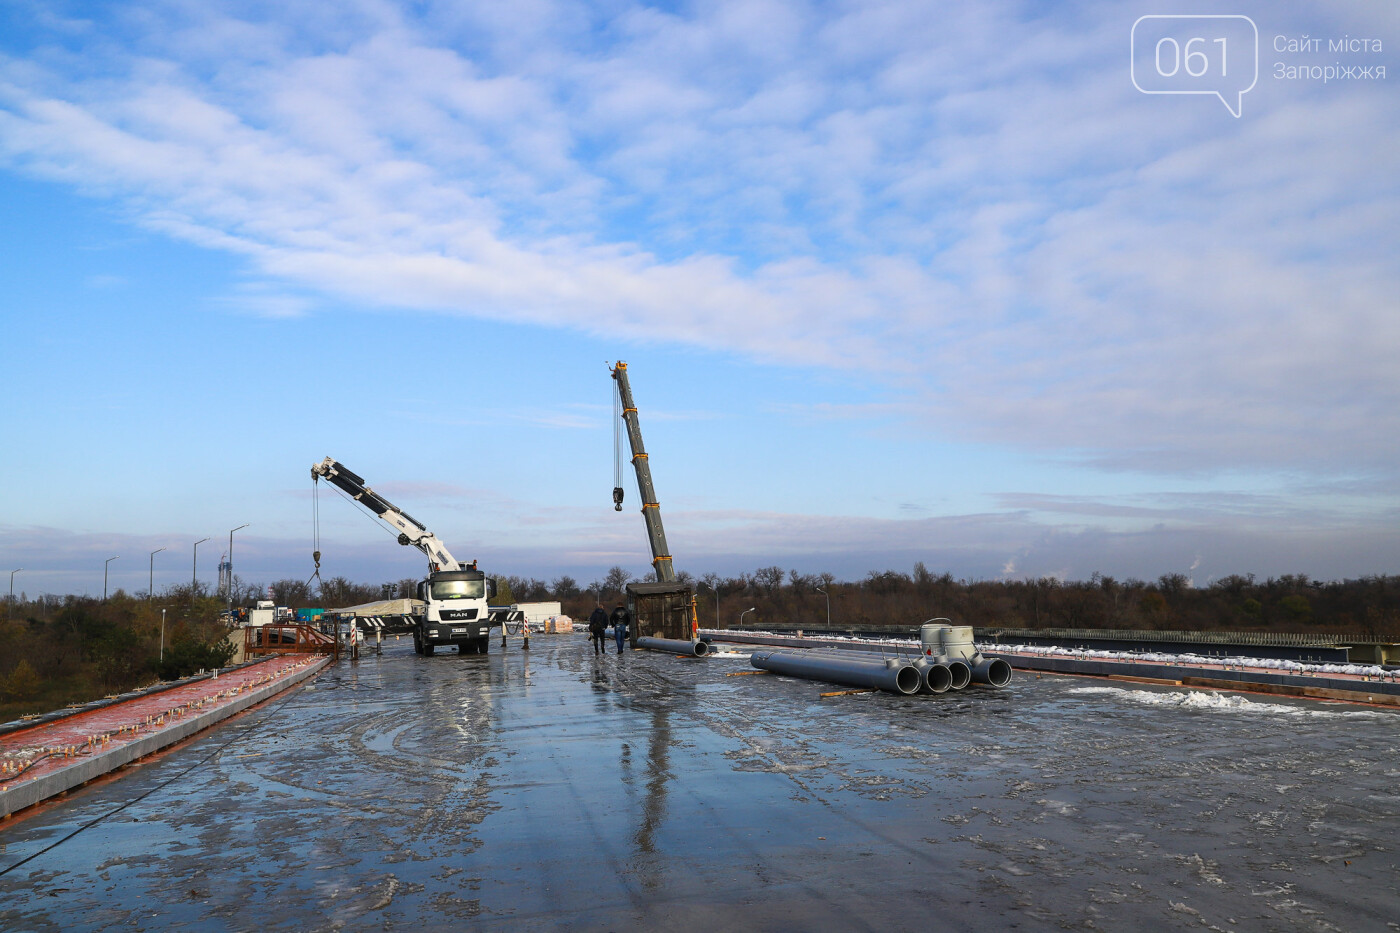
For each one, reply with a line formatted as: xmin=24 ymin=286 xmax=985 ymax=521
xmin=527 ymin=564 xmax=1400 ymax=639
xmin=1 ymin=583 xmax=236 ymax=719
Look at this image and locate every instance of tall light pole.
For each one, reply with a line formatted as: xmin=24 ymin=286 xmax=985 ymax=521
xmin=104 ymin=556 xmax=119 ymax=601
xmin=227 ymin=524 xmax=249 ymax=609
xmin=815 ymin=586 xmax=831 ymax=628
xmin=7 ymin=568 xmax=20 ymax=622
xmin=712 ymin=585 xmax=721 ymax=629
xmin=160 ymin=608 xmax=167 ymax=664
xmin=740 ymin=606 xmax=756 ymax=628
xmin=192 ymin=537 xmax=210 ymax=592
xmin=148 ymin=547 xmax=167 ymax=602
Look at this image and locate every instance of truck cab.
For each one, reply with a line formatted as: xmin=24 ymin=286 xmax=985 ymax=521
xmin=248 ymin=600 xmax=277 ymax=627
xmin=414 ymin=569 xmax=496 ymax=655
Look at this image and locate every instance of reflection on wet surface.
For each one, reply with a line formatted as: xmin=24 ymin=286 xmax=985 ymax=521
xmin=2 ymin=638 xmax=1398 ymax=931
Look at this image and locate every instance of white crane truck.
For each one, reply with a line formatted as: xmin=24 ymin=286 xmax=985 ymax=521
xmin=311 ymin=457 xmax=498 ymax=656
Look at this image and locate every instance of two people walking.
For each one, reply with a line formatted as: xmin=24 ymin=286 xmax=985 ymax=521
xmin=588 ymin=602 xmax=632 ymax=655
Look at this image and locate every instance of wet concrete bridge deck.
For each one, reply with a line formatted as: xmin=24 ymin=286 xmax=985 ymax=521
xmin=2 ymin=636 xmax=1398 ymax=930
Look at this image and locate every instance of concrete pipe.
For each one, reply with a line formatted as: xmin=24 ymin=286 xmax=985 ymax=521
xmin=798 ymin=648 xmax=917 ymax=672
xmin=799 ymin=649 xmax=940 ymax=678
xmin=750 ymin=650 xmax=921 ymax=696
xmin=921 ymin=623 xmax=981 ymax=662
xmin=636 ymin=636 xmax=710 ymax=657
xmin=913 ymin=658 xmax=953 ymax=694
xmin=945 ymin=659 xmax=972 ymax=690
xmin=782 ymin=648 xmax=966 ymax=694
xmin=970 ymin=656 xmax=1013 ymax=687
xmin=798 ymin=647 xmax=918 ymax=664
xmin=920 ymin=622 xmax=952 ymax=653
xmin=941 ymin=626 xmax=977 ymax=658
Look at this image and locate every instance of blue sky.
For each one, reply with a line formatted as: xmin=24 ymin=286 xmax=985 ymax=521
xmin=2 ymin=0 xmax=1397 ymax=598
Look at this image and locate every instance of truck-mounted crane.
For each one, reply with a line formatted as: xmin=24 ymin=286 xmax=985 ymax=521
xmin=311 ymin=457 xmax=497 ymax=656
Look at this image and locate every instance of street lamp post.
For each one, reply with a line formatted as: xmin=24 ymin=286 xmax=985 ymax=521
xmin=192 ymin=537 xmax=210 ymax=592
xmin=713 ymin=586 xmax=721 ymax=629
xmin=104 ymin=556 xmax=119 ymax=601
xmin=7 ymin=568 xmax=20 ymax=622
xmin=227 ymin=524 xmax=249 ymax=609
xmin=160 ymin=608 xmax=166 ymax=664
xmin=740 ymin=606 xmax=756 ymax=628
xmin=148 ymin=547 xmax=167 ymax=602
xmin=815 ymin=586 xmax=831 ymax=628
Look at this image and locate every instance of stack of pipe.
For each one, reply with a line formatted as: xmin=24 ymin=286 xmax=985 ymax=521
xmin=775 ymin=646 xmax=950 ymax=695
xmin=778 ymin=645 xmax=970 ymax=695
xmin=744 ymin=622 xmax=1012 ymax=696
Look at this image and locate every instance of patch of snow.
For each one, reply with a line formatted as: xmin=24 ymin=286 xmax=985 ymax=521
xmin=1068 ymin=685 xmax=1387 ymax=717
xmin=998 ymin=643 xmax=1396 ymax=679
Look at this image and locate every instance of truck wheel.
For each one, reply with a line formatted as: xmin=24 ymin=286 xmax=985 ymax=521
xmin=413 ymin=635 xmax=423 ymax=655
xmin=478 ymin=637 xmax=489 ymax=655
xmin=423 ymin=643 xmax=435 ymax=657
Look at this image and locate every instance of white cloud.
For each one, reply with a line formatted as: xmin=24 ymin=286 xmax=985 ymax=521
xmin=0 ymin=0 xmax=1396 ymax=477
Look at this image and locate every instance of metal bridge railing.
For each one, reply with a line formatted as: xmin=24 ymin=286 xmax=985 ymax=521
xmin=244 ymin=624 xmax=339 ymax=659
xmin=977 ymin=627 xmax=1350 ymax=647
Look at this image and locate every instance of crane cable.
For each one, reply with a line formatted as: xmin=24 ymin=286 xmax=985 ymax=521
xmin=612 ymin=373 xmax=625 ymax=510
xmin=312 ymin=475 xmax=433 ymax=584
xmin=307 ymin=476 xmax=323 ymax=591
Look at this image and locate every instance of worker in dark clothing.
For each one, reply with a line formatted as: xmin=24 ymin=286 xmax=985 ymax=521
xmin=611 ymin=605 xmax=631 ymax=654
xmin=588 ymin=604 xmax=608 ymax=655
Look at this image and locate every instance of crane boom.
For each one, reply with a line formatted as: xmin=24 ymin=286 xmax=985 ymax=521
xmin=310 ymin=457 xmax=464 ymax=572
xmin=611 ymin=362 xmax=675 ymax=583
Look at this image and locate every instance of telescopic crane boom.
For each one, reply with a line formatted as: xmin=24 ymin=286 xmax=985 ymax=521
xmin=611 ymin=362 xmax=675 ymax=583
xmin=310 ymin=457 xmax=465 ymax=572
xmin=610 ymin=362 xmax=705 ymax=655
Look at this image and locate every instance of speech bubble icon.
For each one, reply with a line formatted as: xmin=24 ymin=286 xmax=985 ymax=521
xmin=1131 ymin=15 xmax=1258 ymax=117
